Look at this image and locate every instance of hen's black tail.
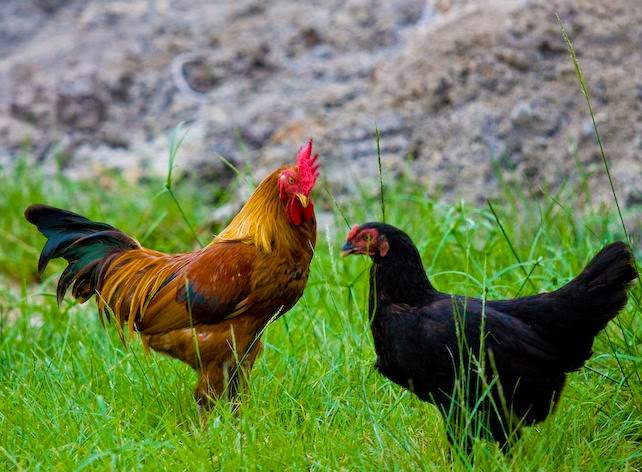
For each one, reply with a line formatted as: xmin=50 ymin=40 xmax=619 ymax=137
xmin=557 ymin=242 xmax=637 ymax=331
xmin=25 ymin=204 xmax=140 ymax=305
xmin=491 ymin=242 xmax=638 ymax=371
xmin=551 ymin=241 xmax=638 ymax=369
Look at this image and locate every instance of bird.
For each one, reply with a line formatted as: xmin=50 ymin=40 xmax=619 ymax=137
xmin=341 ymin=222 xmax=637 ymax=453
xmin=25 ymin=140 xmax=320 ymax=409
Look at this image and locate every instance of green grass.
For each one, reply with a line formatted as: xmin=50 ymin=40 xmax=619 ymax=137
xmin=0 ymin=153 xmax=640 ymax=471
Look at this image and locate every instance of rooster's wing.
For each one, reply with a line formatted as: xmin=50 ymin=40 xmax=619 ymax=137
xmin=102 ymin=242 xmax=258 ymax=334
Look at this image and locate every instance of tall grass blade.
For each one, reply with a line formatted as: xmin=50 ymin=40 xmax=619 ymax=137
xmin=557 ymin=15 xmax=636 ymax=262
xmin=164 ymin=122 xmax=204 ymax=248
xmin=166 ymin=121 xmax=189 ymax=190
xmin=324 ymin=186 xmax=350 ymax=229
xmin=487 ymin=200 xmax=536 ymax=291
xmin=375 ymin=128 xmax=386 ymax=223
xmin=558 ymin=15 xmax=642 ymax=396
xmin=213 ymin=151 xmax=255 ymax=189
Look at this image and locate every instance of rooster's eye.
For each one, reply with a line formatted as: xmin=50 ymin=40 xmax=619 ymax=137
xmin=288 ymin=177 xmax=294 ymax=185
xmin=363 ymin=234 xmax=372 ymax=242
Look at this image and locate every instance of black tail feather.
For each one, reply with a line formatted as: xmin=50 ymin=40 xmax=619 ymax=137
xmin=491 ymin=242 xmax=638 ymax=371
xmin=559 ymin=241 xmax=638 ymax=333
xmin=550 ymin=241 xmax=638 ymax=370
xmin=25 ymin=204 xmax=140 ymax=305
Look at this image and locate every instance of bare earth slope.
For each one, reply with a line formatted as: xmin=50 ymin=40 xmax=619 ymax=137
xmin=1 ymin=0 xmax=640 ymax=206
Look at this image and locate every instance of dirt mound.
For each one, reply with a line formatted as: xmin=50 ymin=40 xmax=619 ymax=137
xmin=1 ymin=0 xmax=640 ymax=206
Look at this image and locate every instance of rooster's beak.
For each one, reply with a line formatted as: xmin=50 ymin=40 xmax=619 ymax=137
xmin=340 ymin=242 xmax=356 ymax=256
xmin=296 ymin=194 xmax=309 ymax=208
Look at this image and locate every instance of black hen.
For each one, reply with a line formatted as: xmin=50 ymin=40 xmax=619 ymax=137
xmin=341 ymin=222 xmax=637 ymax=453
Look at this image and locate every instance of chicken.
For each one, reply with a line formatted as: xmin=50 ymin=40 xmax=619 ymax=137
xmin=25 ymin=140 xmax=319 ymax=408
xmin=341 ymin=222 xmax=637 ymax=453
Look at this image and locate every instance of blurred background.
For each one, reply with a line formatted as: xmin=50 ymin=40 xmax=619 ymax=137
xmin=0 ymin=0 xmax=640 ymax=206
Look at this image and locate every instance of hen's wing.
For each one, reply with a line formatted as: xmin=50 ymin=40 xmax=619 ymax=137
xmin=419 ymin=297 xmax=565 ymax=422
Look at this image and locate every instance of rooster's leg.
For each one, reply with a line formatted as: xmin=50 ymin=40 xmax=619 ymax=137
xmin=143 ymin=323 xmax=264 ymax=409
xmin=194 ymin=339 xmax=264 ymax=409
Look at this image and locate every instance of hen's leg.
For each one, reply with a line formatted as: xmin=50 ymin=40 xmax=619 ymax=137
xmin=489 ymin=414 xmax=521 ymax=454
xmin=437 ymin=402 xmax=474 ymax=461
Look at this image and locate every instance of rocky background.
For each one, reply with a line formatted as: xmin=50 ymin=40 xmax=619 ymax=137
xmin=1 ymin=0 xmax=640 ymax=206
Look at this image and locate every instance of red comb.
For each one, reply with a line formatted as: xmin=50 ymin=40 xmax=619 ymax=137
xmin=296 ymin=139 xmax=319 ymax=194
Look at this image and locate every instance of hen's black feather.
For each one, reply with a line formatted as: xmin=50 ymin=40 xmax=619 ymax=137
xmin=357 ymin=223 xmax=637 ymax=452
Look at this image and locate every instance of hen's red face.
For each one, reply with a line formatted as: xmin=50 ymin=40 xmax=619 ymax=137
xmin=341 ymin=225 xmax=390 ymax=258
xmin=279 ymin=139 xmax=319 ymax=226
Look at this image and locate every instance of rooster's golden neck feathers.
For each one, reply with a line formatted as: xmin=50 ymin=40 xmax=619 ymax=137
xmin=214 ymin=140 xmax=318 ymax=253
xmin=215 ymin=168 xmax=313 ymax=253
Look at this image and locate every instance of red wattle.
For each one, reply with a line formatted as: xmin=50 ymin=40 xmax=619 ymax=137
xmin=285 ymin=198 xmax=315 ymax=225
xmin=303 ymin=202 xmax=314 ymax=221
xmin=287 ymin=198 xmax=302 ymax=225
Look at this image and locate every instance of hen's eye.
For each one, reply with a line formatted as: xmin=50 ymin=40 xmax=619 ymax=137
xmin=288 ymin=177 xmax=294 ymax=185
xmin=363 ymin=233 xmax=372 ymax=242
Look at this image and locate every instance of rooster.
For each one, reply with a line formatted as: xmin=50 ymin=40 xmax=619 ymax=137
xmin=341 ymin=222 xmax=637 ymax=453
xmin=25 ymin=141 xmax=319 ymax=408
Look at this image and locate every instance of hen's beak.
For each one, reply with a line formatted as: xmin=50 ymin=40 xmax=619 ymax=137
xmin=296 ymin=193 xmax=309 ymax=208
xmin=340 ymin=242 xmax=356 ymax=256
